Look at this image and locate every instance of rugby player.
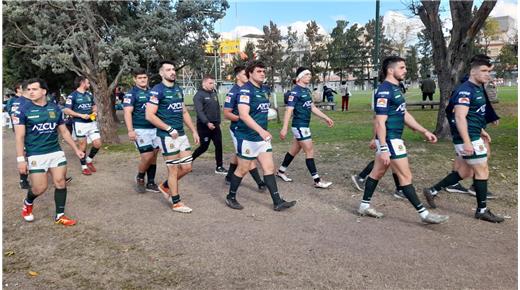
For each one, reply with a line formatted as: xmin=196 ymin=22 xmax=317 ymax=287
xmin=223 ymin=65 xmax=266 ymax=191
xmin=14 ymin=78 xmax=84 ymax=226
xmin=423 ymin=56 xmax=504 ymax=223
xmin=277 ymin=67 xmax=334 ymax=189
xmin=145 ymin=60 xmax=199 ymax=213
xmin=123 ymin=68 xmax=160 ymax=193
xmin=63 ymin=76 xmax=102 ymax=175
xmin=357 ymin=56 xmax=448 ymax=224
xmin=225 ymin=61 xmax=296 ymax=211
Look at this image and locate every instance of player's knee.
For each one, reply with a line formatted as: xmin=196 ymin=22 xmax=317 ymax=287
xmin=32 ymin=185 xmax=47 ymax=195
xmin=93 ymin=139 xmax=102 ymax=148
xmin=54 ymin=178 xmax=66 ymax=188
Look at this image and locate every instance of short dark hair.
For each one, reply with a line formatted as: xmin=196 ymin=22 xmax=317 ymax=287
xmin=470 ymin=54 xmax=492 ymax=69
xmin=380 ymin=56 xmax=405 ymax=81
xmin=202 ymin=74 xmax=215 ymax=81
xmin=158 ymin=60 xmax=175 ymax=70
xmin=245 ymin=60 xmax=265 ymax=78
xmin=233 ymin=65 xmax=246 ymax=77
xmin=26 ymin=78 xmax=48 ymax=90
xmin=13 ymin=82 xmax=23 ymax=92
xmin=132 ymin=68 xmax=148 ymax=77
xmin=74 ymin=75 xmax=88 ymax=89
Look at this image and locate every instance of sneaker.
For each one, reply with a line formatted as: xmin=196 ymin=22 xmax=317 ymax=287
xmin=21 ymin=201 xmax=34 ymax=222
xmin=145 ymin=183 xmax=160 ymax=193
xmin=445 ymin=182 xmax=469 ymax=194
xmin=276 ymin=171 xmax=293 ymax=182
xmin=273 ymin=200 xmax=297 ymax=211
xmin=421 ymin=212 xmax=449 ymax=224
xmin=81 ymin=168 xmax=92 ymax=176
xmin=215 ymin=166 xmax=228 ymax=175
xmin=172 ymin=202 xmax=192 ymax=213
xmin=86 ymin=162 xmax=97 ymax=173
xmin=54 ymin=215 xmax=77 ymax=226
xmin=65 ymin=176 xmax=73 ymax=184
xmin=468 ymin=186 xmax=496 ymax=199
xmin=475 ymin=209 xmax=504 ymax=223
xmin=393 ymin=189 xmax=405 ymax=199
xmin=158 ymin=182 xmax=171 ymax=203
xmin=422 ymin=188 xmax=437 ymax=209
xmin=257 ymin=182 xmax=267 ymax=192
xmin=19 ymin=180 xmax=30 ymax=190
xmin=225 ymin=197 xmax=244 ymax=210
xmin=135 ymin=177 xmax=146 ymax=193
xmin=315 ymin=180 xmax=332 ymax=189
xmin=350 ymin=175 xmax=365 ymax=191
xmin=357 ymin=206 xmax=384 ymax=218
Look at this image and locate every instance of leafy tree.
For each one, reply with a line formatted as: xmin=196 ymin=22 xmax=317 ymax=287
xmin=405 ymin=46 xmax=419 ymax=82
xmin=496 ymin=41 xmax=518 ymax=78
xmin=257 ymin=21 xmax=284 ymax=90
xmin=481 ymin=17 xmax=501 ymax=54
xmin=279 ymin=26 xmax=299 ymax=90
xmin=302 ymin=21 xmax=326 ymax=86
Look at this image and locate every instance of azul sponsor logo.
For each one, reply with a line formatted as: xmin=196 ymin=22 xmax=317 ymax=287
xmin=167 ymin=102 xmax=183 ymax=110
xmin=78 ymin=103 xmax=92 ymax=110
xmin=396 ymin=103 xmax=406 ymax=112
xmin=256 ymin=103 xmax=270 ymax=111
xmin=476 ymin=104 xmax=486 ymax=113
xmin=32 ymin=122 xmax=57 ymax=131
xmin=302 ymin=100 xmax=312 ymax=108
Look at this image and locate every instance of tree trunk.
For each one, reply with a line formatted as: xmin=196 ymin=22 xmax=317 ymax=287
xmin=91 ymin=71 xmax=121 ymax=144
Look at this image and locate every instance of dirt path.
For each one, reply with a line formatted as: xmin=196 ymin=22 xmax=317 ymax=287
xmin=2 ymin=128 xmax=517 ymax=289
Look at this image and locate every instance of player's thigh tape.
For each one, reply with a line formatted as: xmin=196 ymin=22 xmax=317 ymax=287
xmin=165 ymin=159 xmax=181 ymax=166
xmin=179 ymin=155 xmax=193 ymax=164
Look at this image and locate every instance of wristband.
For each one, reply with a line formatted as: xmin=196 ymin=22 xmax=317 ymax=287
xmin=379 ymin=145 xmax=389 ymax=153
xmin=166 ymin=126 xmax=174 ymax=133
xmin=16 ymin=156 xmax=25 ymax=163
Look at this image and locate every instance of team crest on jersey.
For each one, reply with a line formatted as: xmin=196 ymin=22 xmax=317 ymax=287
xmin=169 ymin=143 xmax=174 ymax=149
xmin=225 ymin=95 xmax=231 ymax=103
xmin=458 ymin=97 xmax=470 ymax=104
xmin=49 ymin=111 xmax=56 ymax=119
xmin=150 ymin=95 xmax=158 ymax=104
xmin=123 ymin=98 xmax=132 ymax=104
xmin=479 ymin=145 xmax=484 ymax=151
xmin=31 ymin=160 xmax=36 ymax=166
xmin=398 ymin=144 xmax=404 ymax=150
xmin=66 ymin=98 xmax=72 ymax=105
xmin=240 ymin=95 xmax=250 ymax=103
xmin=376 ymin=98 xmax=388 ymax=108
xmin=288 ymin=95 xmax=294 ymax=102
xmin=245 ymin=149 xmax=250 ymax=154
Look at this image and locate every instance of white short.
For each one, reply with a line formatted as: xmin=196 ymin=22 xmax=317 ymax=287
xmin=375 ymin=138 xmax=407 ymax=159
xmin=236 ymin=139 xmax=272 ymax=160
xmin=454 ymin=138 xmax=488 ymax=165
xmin=134 ymin=128 xmax=160 ymax=153
xmin=159 ymin=135 xmax=191 ymax=156
xmin=230 ymin=129 xmax=238 ymax=153
xmin=291 ymin=127 xmax=312 ymax=141
xmin=28 ymin=151 xmax=67 ymax=174
xmin=73 ymin=121 xmax=100 ymax=144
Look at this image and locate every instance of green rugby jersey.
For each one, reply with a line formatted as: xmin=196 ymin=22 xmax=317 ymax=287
xmin=13 ymin=101 xmax=64 ymax=157
xmin=148 ymin=82 xmax=185 ymax=137
xmin=234 ymin=81 xmax=270 ymax=142
xmin=448 ymin=81 xmax=487 ymax=144
xmin=286 ymin=84 xmax=313 ymax=128
xmin=64 ymin=90 xmax=95 ymax=123
xmin=373 ymin=81 xmax=406 ymax=139
xmin=123 ymin=86 xmax=154 ymax=129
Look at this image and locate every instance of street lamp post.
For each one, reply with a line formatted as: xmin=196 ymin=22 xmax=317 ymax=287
xmin=373 ymin=0 xmax=380 ymax=90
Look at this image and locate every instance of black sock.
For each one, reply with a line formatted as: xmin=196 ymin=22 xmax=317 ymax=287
xmin=305 ymin=158 xmax=320 ymax=183
xmin=80 ymin=152 xmax=87 ymax=166
xmin=163 ymin=180 xmax=169 ymax=189
xmin=359 ymin=160 xmax=375 ymax=180
xmin=146 ymin=164 xmax=157 ymax=184
xmin=264 ymin=174 xmax=282 ymax=205
xmin=362 ymin=177 xmax=379 ymax=204
xmin=227 ymin=174 xmax=243 ymax=199
xmin=474 ymin=179 xmax=488 ymax=210
xmin=249 ymin=168 xmax=264 ymax=185
xmin=54 ymin=188 xmax=67 ymax=216
xmin=392 ymin=173 xmax=402 ymax=191
xmin=25 ymin=190 xmax=38 ymax=204
xmin=433 ymin=171 xmax=463 ymax=191
xmin=226 ymin=163 xmax=238 ymax=180
xmin=401 ymin=184 xmax=426 ymax=213
xmin=20 ymin=173 xmax=28 ymax=183
xmin=279 ymin=153 xmax=294 ymax=172
xmin=171 ymin=194 xmax=181 ymax=204
xmin=88 ymin=147 xmax=99 ymax=159
xmin=137 ymin=172 xmax=145 ymax=179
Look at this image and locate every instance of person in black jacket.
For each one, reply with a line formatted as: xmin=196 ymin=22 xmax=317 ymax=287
xmin=192 ymin=75 xmax=227 ymax=174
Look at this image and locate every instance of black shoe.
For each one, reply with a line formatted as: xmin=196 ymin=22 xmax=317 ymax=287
xmin=225 ymin=197 xmax=243 ymax=210
xmin=65 ymin=176 xmax=73 ymax=184
xmin=422 ymin=188 xmax=437 ymax=209
xmin=475 ymin=209 xmax=504 ymax=223
xmin=19 ymin=180 xmax=30 ymax=190
xmin=145 ymin=183 xmax=160 ymax=193
xmin=273 ymin=200 xmax=296 ymax=211
xmin=257 ymin=182 xmax=267 ymax=192
xmin=215 ymin=166 xmax=228 ymax=175
xmin=135 ymin=177 xmax=146 ymax=194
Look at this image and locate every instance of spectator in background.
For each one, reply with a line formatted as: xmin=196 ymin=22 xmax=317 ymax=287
xmin=322 ymin=85 xmax=337 ymax=103
xmin=340 ymin=81 xmax=351 ymax=112
xmin=420 ymin=74 xmax=436 ymax=109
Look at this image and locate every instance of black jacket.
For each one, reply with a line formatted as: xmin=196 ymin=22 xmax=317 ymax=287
xmin=193 ymin=88 xmax=221 ymax=125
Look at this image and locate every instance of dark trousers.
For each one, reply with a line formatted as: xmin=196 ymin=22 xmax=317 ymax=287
xmin=341 ymin=95 xmax=349 ymax=111
xmin=422 ymin=92 xmax=434 ymax=109
xmin=192 ymin=122 xmax=223 ymax=167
